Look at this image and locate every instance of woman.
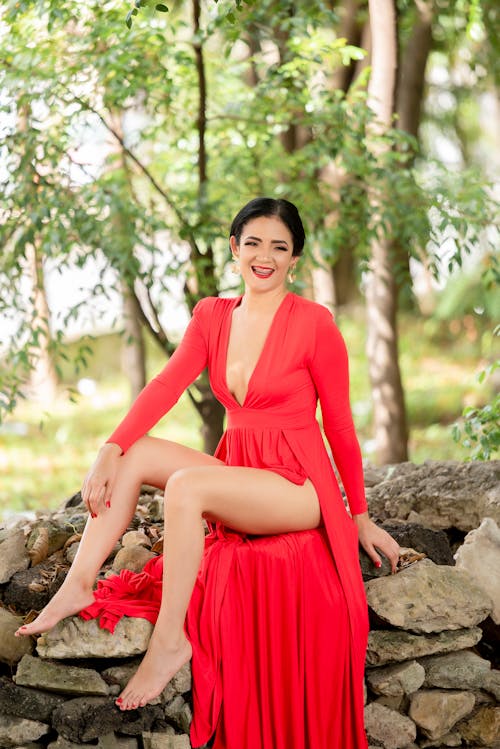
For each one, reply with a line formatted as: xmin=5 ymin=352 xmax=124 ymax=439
xmin=16 ymin=198 xmax=400 ymax=748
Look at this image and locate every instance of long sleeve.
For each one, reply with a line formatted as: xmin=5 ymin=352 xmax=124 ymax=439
xmin=106 ymin=298 xmax=211 ymax=454
xmin=307 ymin=306 xmax=368 ymax=516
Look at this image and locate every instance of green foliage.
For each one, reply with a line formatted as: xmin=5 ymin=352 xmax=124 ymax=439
xmin=452 ymin=354 xmax=500 ymax=461
xmin=0 ymin=0 xmax=498 ymax=428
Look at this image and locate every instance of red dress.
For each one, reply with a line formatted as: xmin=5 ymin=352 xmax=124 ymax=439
xmin=80 ymin=292 xmax=370 ymax=749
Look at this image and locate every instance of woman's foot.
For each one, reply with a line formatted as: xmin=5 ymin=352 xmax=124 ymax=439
xmin=14 ymin=580 xmax=95 ymax=637
xmin=116 ymin=629 xmax=192 ymax=710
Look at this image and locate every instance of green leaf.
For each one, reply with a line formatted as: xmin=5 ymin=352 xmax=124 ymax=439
xmin=155 ymin=3 xmax=169 ymax=11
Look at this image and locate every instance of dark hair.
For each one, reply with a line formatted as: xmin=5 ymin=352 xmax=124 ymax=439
xmin=229 ymin=197 xmax=305 ymax=257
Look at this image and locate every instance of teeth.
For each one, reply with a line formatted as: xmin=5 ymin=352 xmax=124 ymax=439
xmin=252 ymin=266 xmax=274 ymax=276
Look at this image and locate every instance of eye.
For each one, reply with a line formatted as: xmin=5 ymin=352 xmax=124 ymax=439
xmin=276 ymin=246 xmax=288 ymax=252
xmin=244 ymin=241 xmax=257 ymax=246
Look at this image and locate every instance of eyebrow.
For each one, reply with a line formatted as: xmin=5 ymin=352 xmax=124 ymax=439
xmin=244 ymin=235 xmax=289 ymax=246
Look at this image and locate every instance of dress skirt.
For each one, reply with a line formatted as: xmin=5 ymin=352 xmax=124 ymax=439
xmin=196 ymin=526 xmax=358 ymax=749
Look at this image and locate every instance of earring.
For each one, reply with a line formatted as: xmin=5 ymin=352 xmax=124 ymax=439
xmin=230 ymin=258 xmax=240 ymax=275
xmin=287 ymin=266 xmax=296 ymax=283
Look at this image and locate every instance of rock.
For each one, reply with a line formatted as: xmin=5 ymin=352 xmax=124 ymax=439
xmin=51 ymin=696 xmax=168 ymax=743
xmin=4 ymin=559 xmax=67 ymax=613
xmin=454 ymin=517 xmax=500 ymax=624
xmin=14 ymin=653 xmax=109 ymax=696
xmin=0 ymin=607 xmax=35 ymax=664
xmin=366 ymin=626 xmax=483 ymax=666
xmin=98 ymin=735 xmax=139 ymax=749
xmin=420 ymin=731 xmax=462 ymax=747
xmin=373 ymin=694 xmax=405 ymax=711
xmin=360 ymin=547 xmax=393 ymax=579
xmin=65 ymin=541 xmax=80 ymax=564
xmin=27 ymin=521 xmax=72 ymax=559
xmin=0 ymin=714 xmax=49 ymax=748
xmin=482 ymin=669 xmax=500 ymax=701
xmin=47 ymin=738 xmax=89 ymax=749
xmin=456 ymin=704 xmax=500 ymax=747
xmin=164 ymin=695 xmax=192 ymax=734
xmin=121 ymin=531 xmax=151 ymax=548
xmin=0 ymin=675 xmax=66 ymax=722
xmin=364 ymin=702 xmax=417 ymax=749
xmin=142 ymin=735 xmax=190 ymax=749
xmin=408 ymin=689 xmax=476 ymax=740
xmin=365 ymin=559 xmax=492 ymax=633
xmin=112 ymin=546 xmax=156 ymax=573
xmin=379 ymin=522 xmax=454 ymax=565
xmin=365 ymin=459 xmax=500 ymax=531
xmin=0 ymin=529 xmax=30 ymax=583
xmin=366 ymin=660 xmax=425 ymax=696
xmin=36 ymin=616 xmax=153 ymax=659
xmin=418 ymin=650 xmax=492 ymax=691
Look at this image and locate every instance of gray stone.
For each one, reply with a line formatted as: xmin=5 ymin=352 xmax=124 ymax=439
xmin=366 ymin=660 xmax=425 ymax=696
xmin=420 ymin=731 xmax=462 ymax=747
xmin=409 ymin=689 xmax=476 ymax=740
xmin=367 ymin=627 xmax=483 ymax=666
xmin=0 ymin=529 xmax=30 ymax=583
xmin=47 ymin=738 xmax=89 ymax=749
xmin=456 ymin=704 xmax=500 ymax=747
xmin=364 ymin=702 xmax=417 ymax=749
xmin=142 ymin=735 xmax=190 ymax=749
xmin=379 ymin=522 xmax=454 ymax=565
xmin=0 ymin=675 xmax=66 ymax=722
xmin=98 ymin=735 xmax=139 ymax=749
xmin=373 ymin=694 xmax=405 ymax=711
xmin=36 ymin=616 xmax=154 ymax=659
xmin=482 ymin=669 xmax=500 ymax=701
xmin=27 ymin=521 xmax=72 ymax=558
xmin=112 ymin=546 xmax=156 ymax=573
xmin=418 ymin=650 xmax=492 ymax=691
xmin=121 ymin=531 xmax=151 ymax=548
xmin=4 ymin=559 xmax=67 ymax=613
xmin=365 ymin=559 xmax=492 ymax=633
xmin=164 ymin=695 xmax=192 ymax=734
xmin=51 ymin=696 xmax=168 ymax=743
xmin=365 ymin=459 xmax=500 ymax=531
xmin=360 ymin=547 xmax=393 ymax=579
xmin=14 ymin=653 xmax=109 ymax=696
xmin=0 ymin=714 xmax=49 ymax=747
xmin=65 ymin=541 xmax=80 ymax=564
xmin=0 ymin=608 xmax=34 ymax=664
xmin=454 ymin=517 xmax=500 ymax=624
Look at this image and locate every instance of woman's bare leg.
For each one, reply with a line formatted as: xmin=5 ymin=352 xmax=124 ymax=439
xmin=116 ymin=465 xmax=320 ymax=710
xmin=15 ymin=436 xmax=224 ymax=637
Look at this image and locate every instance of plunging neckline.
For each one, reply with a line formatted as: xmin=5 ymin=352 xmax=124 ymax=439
xmin=223 ymin=292 xmax=292 ymax=409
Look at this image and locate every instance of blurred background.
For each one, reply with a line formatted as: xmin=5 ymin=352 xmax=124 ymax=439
xmin=0 ymin=0 xmax=498 ymax=520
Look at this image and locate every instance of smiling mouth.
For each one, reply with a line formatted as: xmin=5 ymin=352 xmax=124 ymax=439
xmin=251 ymin=266 xmax=275 ymax=278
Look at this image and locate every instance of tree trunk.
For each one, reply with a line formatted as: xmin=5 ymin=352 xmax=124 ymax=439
xmin=390 ymin=0 xmax=434 ymax=310
xmin=121 ymin=282 xmax=146 ymax=402
xmin=191 ymin=0 xmax=225 ymax=453
xmin=26 ymin=242 xmax=58 ymax=405
xmin=365 ymin=0 xmax=408 ymax=464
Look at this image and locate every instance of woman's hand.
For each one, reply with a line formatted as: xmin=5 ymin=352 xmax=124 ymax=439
xmin=352 ymin=512 xmax=400 ymax=574
xmin=81 ymin=442 xmax=122 ymax=518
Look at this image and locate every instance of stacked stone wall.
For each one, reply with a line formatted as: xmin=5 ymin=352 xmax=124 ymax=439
xmin=0 ymin=460 xmax=498 ymax=749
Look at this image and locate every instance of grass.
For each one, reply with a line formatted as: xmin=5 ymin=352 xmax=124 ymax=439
xmin=0 ymin=309 xmax=495 ymax=519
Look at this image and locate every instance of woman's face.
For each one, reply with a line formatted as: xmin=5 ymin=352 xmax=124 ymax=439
xmin=230 ymin=215 xmax=298 ymax=294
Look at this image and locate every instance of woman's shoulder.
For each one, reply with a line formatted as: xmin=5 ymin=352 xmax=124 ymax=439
xmin=290 ymin=292 xmax=334 ymax=321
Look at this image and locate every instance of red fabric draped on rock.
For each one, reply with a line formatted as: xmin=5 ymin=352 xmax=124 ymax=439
xmin=79 ymin=555 xmax=164 ymax=633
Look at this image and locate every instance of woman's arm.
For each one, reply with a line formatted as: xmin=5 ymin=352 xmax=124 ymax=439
xmin=307 ymin=306 xmax=400 ymax=572
xmin=307 ymin=306 xmax=368 ymax=516
xmin=106 ymin=298 xmax=211 ymax=454
xmin=81 ymin=298 xmax=212 ymax=515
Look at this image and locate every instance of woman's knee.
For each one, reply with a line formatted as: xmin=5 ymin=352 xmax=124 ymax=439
xmin=164 ymin=468 xmax=203 ymax=512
